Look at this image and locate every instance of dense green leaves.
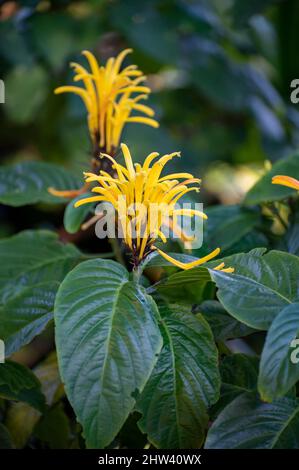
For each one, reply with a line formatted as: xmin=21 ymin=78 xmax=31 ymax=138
xmin=54 ymin=259 xmax=163 ymax=448
xmin=204 ymin=204 xmax=262 ymax=253
xmin=5 ymin=66 xmax=48 ymax=124
xmin=244 ymin=153 xmax=299 ymax=206
xmin=258 ymin=303 xmax=299 ymax=402
xmin=137 ymin=304 xmax=220 ymax=448
xmin=0 ymin=230 xmax=83 ymax=355
xmin=212 ymin=354 xmax=259 ymax=417
xmin=154 ymin=266 xmax=213 ymax=304
xmin=206 ymin=393 xmax=299 ymax=449
xmin=34 ymin=405 xmax=70 ymax=449
xmin=0 ymin=360 xmax=45 ymax=411
xmin=5 ymin=353 xmax=63 ymax=449
xmin=211 ymin=249 xmax=299 ymax=330
xmin=197 ymin=301 xmax=254 ymax=341
xmin=0 ymin=161 xmax=81 ymax=206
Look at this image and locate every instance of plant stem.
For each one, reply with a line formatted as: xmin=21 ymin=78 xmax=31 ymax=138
xmin=267 ymin=203 xmax=288 ymax=231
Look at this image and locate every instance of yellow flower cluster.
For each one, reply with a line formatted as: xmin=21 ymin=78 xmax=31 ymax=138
xmin=55 ymin=49 xmax=158 ymax=153
xmin=75 ymin=143 xmax=233 ymax=271
xmin=51 ymin=48 xmax=234 ymax=271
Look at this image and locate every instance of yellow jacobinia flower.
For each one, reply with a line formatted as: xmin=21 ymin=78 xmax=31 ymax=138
xmin=272 ymin=175 xmax=299 ymax=191
xmin=55 ymin=48 xmax=158 ymax=154
xmin=75 ymin=143 xmax=233 ymax=272
xmin=49 ymin=48 xmax=159 ymax=199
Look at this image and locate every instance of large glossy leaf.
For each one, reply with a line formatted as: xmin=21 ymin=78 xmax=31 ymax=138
xmin=244 ymin=153 xmax=299 ymax=206
xmin=0 ymin=161 xmax=81 ymax=206
xmin=136 ymin=304 xmax=220 ymax=448
xmin=206 ymin=393 xmax=299 ymax=449
xmin=210 ymin=249 xmax=299 ymax=330
xmin=54 ymin=259 xmax=163 ymax=448
xmin=0 ymin=360 xmax=45 ymax=411
xmin=0 ymin=230 xmax=83 ymax=356
xmin=258 ymin=303 xmax=299 ymax=402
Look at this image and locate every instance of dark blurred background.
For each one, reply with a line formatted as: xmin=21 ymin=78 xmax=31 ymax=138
xmin=1 ymin=0 xmax=299 ymax=235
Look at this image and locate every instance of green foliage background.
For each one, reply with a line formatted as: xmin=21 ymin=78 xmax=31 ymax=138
xmin=0 ymin=0 xmax=299 ymax=450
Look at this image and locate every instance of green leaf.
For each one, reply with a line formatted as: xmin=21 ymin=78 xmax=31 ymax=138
xmin=258 ymin=303 xmax=299 ymax=402
xmin=34 ymin=404 xmax=70 ymax=449
xmin=0 ymin=230 xmax=83 ymax=356
xmin=0 ymin=283 xmax=57 ymax=357
xmin=196 ymin=301 xmax=255 ymax=341
xmin=63 ymin=193 xmax=93 ymax=234
xmin=54 ymin=259 xmax=163 ymax=448
xmin=204 ymin=204 xmax=261 ymax=252
xmin=136 ymin=304 xmax=220 ymax=449
xmin=0 ymin=161 xmax=81 ymax=207
xmin=212 ymin=354 xmax=259 ymax=418
xmin=281 ymin=208 xmax=299 ymax=255
xmin=33 ymin=352 xmax=63 ymax=407
xmin=0 ymin=423 xmax=13 ymax=449
xmin=0 ymin=360 xmax=45 ymax=411
xmin=206 ymin=393 xmax=299 ymax=449
xmin=210 ymin=249 xmax=299 ymax=330
xmin=110 ymin=1 xmax=180 ymax=65
xmin=5 ymin=401 xmax=40 ymax=448
xmin=244 ymin=153 xmax=299 ymax=206
xmin=231 ymin=0 xmax=275 ymax=27
xmin=154 ymin=267 xmax=213 ymax=304
xmin=29 ymin=13 xmax=77 ymax=70
xmin=5 ymin=352 xmax=63 ymax=449
xmin=4 ymin=65 xmax=48 ymax=124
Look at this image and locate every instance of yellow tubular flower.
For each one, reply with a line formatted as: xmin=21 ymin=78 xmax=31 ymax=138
xmin=55 ymin=49 xmax=159 ymax=154
xmin=272 ymin=175 xmax=299 ymax=191
xmin=75 ymin=143 xmax=233 ymax=271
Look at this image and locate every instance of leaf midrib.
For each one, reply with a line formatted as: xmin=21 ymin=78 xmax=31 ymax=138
xmin=95 ymin=275 xmax=129 ymax=444
xmin=160 ymin=317 xmax=181 ymax=447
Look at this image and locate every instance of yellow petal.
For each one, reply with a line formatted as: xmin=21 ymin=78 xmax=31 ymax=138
xmin=152 ymin=247 xmax=221 ymax=270
xmin=74 ymin=195 xmax=105 ymax=207
xmin=126 ymin=117 xmax=159 ymax=127
xmin=172 ymin=209 xmax=208 ymax=220
xmin=121 ymin=143 xmax=135 ymax=179
xmin=272 ymin=175 xmax=299 ymax=190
